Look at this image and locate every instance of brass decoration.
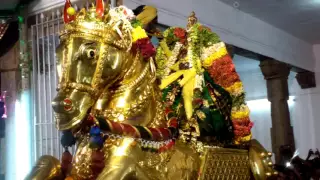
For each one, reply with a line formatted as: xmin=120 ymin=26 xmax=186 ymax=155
xmin=249 ymin=140 xmax=278 ymax=180
xmin=199 ymin=147 xmax=251 ymax=180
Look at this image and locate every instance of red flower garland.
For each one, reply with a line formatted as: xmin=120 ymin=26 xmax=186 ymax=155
xmin=208 ymin=55 xmax=240 ymax=87
xmin=207 ymin=52 xmax=254 ymax=141
xmin=133 ymin=38 xmax=156 ymax=60
xmin=232 ymin=117 xmax=253 ymax=136
xmin=173 ymin=27 xmax=186 ymax=43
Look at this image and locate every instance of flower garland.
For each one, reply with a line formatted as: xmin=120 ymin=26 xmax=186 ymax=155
xmin=198 ymin=25 xmax=220 ymax=47
xmin=155 ymin=27 xmax=187 ymax=79
xmin=203 ymin=41 xmax=253 ymax=144
xmin=156 ymin=22 xmax=253 ymax=144
xmin=163 ymin=42 xmax=183 ymax=77
xmin=131 ymin=20 xmax=156 ymax=60
xmin=188 ymin=23 xmax=202 ymax=74
xmin=163 ymin=27 xmax=187 ymax=48
xmin=159 ymin=25 xmax=205 ymax=120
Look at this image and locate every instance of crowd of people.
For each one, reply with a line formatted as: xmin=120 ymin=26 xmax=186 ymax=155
xmin=274 ymin=149 xmax=320 ymax=179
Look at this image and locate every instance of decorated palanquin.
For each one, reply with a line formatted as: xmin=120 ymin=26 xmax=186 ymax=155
xmin=26 ymin=1 xmax=277 ymax=180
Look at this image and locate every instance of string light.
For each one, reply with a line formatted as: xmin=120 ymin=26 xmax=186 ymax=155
xmin=18 ymin=13 xmax=31 ymax=91
xmin=15 ymin=6 xmax=32 ymax=178
xmin=5 ymin=3 xmax=33 ymax=179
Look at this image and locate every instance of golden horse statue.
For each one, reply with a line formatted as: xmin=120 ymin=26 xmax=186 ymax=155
xmin=26 ymin=1 xmax=277 ymax=180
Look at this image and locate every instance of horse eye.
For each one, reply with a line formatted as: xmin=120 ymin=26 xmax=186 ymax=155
xmin=87 ymin=49 xmax=95 ymax=58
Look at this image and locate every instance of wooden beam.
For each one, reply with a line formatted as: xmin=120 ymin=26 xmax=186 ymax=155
xmin=0 ymin=68 xmax=18 ymax=73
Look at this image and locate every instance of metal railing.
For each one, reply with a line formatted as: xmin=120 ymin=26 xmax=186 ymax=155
xmin=30 ymin=10 xmax=64 ymax=162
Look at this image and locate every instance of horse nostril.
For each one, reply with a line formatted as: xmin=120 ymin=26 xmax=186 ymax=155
xmin=63 ymin=98 xmax=73 ymax=111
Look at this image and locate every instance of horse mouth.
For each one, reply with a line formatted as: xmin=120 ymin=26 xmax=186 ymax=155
xmin=52 ymin=89 xmax=96 ymax=131
xmin=54 ymin=103 xmax=93 ymax=131
xmin=54 ymin=112 xmax=83 ymax=131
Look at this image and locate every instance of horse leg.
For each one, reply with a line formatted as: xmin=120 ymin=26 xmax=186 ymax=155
xmin=25 ymin=155 xmax=63 ymax=180
xmin=97 ymin=138 xmax=153 ymax=180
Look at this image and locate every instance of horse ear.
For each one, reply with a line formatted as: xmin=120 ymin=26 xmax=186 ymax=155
xmin=96 ymin=0 xmax=104 ymax=18
xmin=64 ymin=0 xmax=76 ymax=23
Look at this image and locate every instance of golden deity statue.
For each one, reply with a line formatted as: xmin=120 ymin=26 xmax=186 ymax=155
xmin=26 ymin=0 xmax=277 ymax=179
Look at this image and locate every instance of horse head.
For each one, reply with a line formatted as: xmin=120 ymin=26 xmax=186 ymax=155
xmin=52 ymin=1 xmax=140 ymax=130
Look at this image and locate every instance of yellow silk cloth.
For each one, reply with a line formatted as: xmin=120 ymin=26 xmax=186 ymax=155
xmin=136 ymin=6 xmax=158 ymax=25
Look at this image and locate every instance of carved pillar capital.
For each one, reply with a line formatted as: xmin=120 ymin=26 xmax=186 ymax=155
xmin=260 ymin=59 xmax=291 ymax=80
xmin=296 ymin=71 xmax=316 ymax=89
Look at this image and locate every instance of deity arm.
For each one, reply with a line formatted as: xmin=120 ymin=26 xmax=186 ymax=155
xmin=25 ymin=155 xmax=63 ymax=180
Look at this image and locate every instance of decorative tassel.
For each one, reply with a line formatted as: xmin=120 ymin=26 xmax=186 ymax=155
xmin=89 ymin=125 xmax=105 ymax=177
xmin=60 ymin=131 xmax=76 ymax=178
xmin=61 ymin=148 xmax=73 ymax=177
xmin=64 ymin=0 xmax=76 ymax=23
xmin=89 ymin=126 xmax=104 ymax=149
xmin=61 ymin=131 xmax=76 ymax=147
xmin=91 ymin=150 xmax=105 ymax=176
xmin=96 ymin=0 xmax=104 ymax=18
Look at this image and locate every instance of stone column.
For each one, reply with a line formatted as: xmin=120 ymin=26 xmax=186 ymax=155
xmin=259 ymin=59 xmax=295 ymax=164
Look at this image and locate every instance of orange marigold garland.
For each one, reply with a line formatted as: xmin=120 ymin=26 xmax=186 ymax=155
xmin=205 ymin=43 xmax=253 ymax=144
xmin=208 ymin=55 xmax=240 ymax=87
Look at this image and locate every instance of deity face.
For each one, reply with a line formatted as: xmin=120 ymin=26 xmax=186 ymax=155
xmin=52 ymin=36 xmax=130 ymax=130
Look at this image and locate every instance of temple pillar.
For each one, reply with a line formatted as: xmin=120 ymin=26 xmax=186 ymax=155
xmin=259 ymin=59 xmax=295 ymax=164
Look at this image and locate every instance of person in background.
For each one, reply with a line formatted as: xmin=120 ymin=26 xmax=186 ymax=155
xmin=133 ymin=5 xmax=163 ymax=40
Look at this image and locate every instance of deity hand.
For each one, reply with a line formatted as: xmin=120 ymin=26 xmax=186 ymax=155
xmin=160 ymin=67 xmax=197 ymax=120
